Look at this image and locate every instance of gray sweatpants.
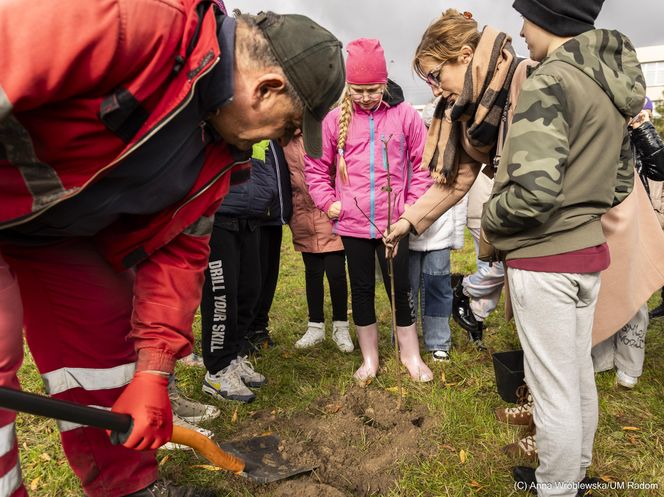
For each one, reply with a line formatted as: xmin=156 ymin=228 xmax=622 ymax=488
xmin=591 ymin=304 xmax=647 ymax=377
xmin=508 ymin=268 xmax=601 ymax=497
xmin=464 ymin=227 xmax=504 ymax=320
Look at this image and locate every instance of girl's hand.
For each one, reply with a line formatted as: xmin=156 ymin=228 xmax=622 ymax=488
xmin=327 ymin=201 xmax=341 ymax=219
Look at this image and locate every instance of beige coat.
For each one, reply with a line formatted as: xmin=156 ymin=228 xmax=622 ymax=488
xmin=647 ymin=179 xmax=664 ymax=228
xmin=593 ymin=177 xmax=664 ymax=344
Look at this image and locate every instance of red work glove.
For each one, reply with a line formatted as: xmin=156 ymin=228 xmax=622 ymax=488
xmin=109 ymin=371 xmax=172 ymax=451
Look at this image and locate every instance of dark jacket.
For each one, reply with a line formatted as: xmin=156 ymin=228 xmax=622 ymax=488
xmin=262 ymin=141 xmax=293 ymax=226
xmin=631 ymin=121 xmax=664 ymax=193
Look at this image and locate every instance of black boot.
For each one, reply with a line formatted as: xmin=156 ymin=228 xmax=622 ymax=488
xmin=512 ymin=466 xmax=537 ymax=494
xmin=468 ymin=321 xmax=487 ymax=351
xmin=452 ymin=278 xmax=480 ymax=333
xmin=124 ymin=480 xmax=217 ymax=497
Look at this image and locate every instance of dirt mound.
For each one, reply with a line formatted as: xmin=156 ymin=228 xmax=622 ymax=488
xmin=232 ymin=387 xmax=438 ymax=496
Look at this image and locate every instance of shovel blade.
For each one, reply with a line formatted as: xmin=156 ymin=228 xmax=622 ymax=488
xmin=220 ymin=435 xmax=316 ymax=483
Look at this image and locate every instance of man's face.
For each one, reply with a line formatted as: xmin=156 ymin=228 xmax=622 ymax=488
xmin=208 ymin=74 xmax=303 ymax=151
xmin=520 ymin=18 xmax=551 ymax=62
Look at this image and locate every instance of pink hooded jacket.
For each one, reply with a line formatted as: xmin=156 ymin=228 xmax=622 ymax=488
xmin=304 ymin=82 xmax=431 ymax=239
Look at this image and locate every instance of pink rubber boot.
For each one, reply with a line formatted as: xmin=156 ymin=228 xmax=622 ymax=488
xmin=354 ymin=323 xmax=380 ymax=381
xmin=396 ymin=324 xmax=433 ymax=382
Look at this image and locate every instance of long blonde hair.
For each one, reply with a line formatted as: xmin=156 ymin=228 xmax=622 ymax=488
xmin=413 ymin=9 xmax=481 ymax=80
xmin=336 ymin=88 xmax=354 ymax=184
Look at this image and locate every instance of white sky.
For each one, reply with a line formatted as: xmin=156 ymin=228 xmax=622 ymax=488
xmin=226 ymin=0 xmax=664 ymax=104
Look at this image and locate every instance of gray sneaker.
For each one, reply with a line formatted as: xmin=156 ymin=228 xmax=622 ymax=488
xmin=202 ymin=367 xmax=255 ymax=403
xmin=168 ymin=380 xmax=220 ymax=424
xmin=124 ymin=479 xmax=217 ymax=497
xmin=161 ymin=414 xmax=215 ymax=451
xmin=230 ymin=355 xmax=266 ymax=387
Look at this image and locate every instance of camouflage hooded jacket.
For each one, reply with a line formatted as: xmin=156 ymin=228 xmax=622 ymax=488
xmin=481 ymin=30 xmax=646 ymax=259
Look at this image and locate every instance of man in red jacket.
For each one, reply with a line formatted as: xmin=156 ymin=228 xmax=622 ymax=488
xmin=0 ymin=1 xmax=345 ymax=496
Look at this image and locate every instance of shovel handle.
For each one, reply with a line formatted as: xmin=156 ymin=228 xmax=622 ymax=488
xmin=0 ymin=387 xmax=245 ymax=474
xmin=171 ymin=425 xmax=245 ymax=473
xmin=0 ymin=387 xmax=132 ymax=433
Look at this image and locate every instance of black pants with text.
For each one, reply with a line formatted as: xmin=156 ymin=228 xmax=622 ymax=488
xmin=201 ymin=217 xmax=261 ymax=374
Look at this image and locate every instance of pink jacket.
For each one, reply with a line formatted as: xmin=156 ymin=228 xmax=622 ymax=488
xmin=305 ymin=93 xmax=431 ymax=239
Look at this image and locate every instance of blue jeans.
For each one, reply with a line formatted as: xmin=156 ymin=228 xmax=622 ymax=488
xmin=409 ymin=249 xmax=452 ymax=351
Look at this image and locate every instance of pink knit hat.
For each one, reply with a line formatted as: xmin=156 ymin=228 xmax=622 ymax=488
xmin=345 ymin=38 xmax=388 ymax=85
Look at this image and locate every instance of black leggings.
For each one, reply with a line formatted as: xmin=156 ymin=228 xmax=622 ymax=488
xmin=302 ymin=251 xmax=348 ymax=323
xmin=341 ymin=236 xmax=413 ymax=327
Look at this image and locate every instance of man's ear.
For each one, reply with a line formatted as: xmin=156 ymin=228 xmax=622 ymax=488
xmin=253 ymin=72 xmax=287 ymax=103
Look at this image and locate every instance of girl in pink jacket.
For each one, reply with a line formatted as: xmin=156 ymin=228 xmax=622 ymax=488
xmin=305 ymin=38 xmax=433 ymax=382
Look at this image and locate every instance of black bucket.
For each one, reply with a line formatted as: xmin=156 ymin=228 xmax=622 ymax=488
xmin=492 ymin=350 xmax=525 ymax=404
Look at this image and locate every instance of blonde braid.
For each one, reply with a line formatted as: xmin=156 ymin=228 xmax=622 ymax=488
xmin=336 ymin=88 xmax=353 ymax=184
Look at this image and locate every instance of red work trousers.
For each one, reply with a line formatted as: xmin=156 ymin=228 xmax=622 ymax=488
xmin=0 ymin=239 xmax=158 ymax=497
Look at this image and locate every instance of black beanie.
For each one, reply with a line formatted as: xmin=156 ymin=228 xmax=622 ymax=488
xmin=512 ymin=0 xmax=605 ymax=37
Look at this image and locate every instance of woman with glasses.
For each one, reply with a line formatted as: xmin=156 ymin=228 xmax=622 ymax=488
xmin=384 ymin=9 xmax=529 ymax=254
xmin=382 ymin=9 xmax=533 ymax=349
xmin=305 ymin=38 xmax=434 ymax=383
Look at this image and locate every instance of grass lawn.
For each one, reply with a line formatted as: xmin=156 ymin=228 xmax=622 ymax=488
xmin=16 ymin=229 xmax=664 ymax=496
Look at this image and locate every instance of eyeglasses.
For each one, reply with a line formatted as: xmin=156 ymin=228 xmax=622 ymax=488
xmin=348 ymin=88 xmax=384 ymax=101
xmin=424 ymin=61 xmax=446 ymax=89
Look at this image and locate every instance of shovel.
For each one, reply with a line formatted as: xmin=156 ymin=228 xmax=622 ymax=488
xmin=0 ymin=387 xmax=315 ymax=483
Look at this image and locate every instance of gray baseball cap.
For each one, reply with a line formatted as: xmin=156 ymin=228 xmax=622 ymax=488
xmin=256 ymin=12 xmax=345 ymax=158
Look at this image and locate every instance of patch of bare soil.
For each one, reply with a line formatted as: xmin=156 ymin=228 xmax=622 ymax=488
xmin=228 ymin=386 xmax=438 ymax=496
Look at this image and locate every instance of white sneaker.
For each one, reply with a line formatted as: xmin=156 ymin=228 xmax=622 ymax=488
xmin=202 ymin=367 xmax=255 ymax=403
xmin=295 ymin=322 xmax=325 ymax=349
xmin=179 ymin=352 xmax=204 ymax=368
xmin=168 ymin=380 xmax=220 ymax=424
xmin=161 ymin=414 xmax=214 ymax=450
xmin=230 ymin=355 xmax=266 ymax=387
xmin=431 ymin=350 xmax=450 ymax=362
xmin=332 ymin=321 xmax=354 ymax=352
xmin=616 ymin=369 xmax=638 ymax=389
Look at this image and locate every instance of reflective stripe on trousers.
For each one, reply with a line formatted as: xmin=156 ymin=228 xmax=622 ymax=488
xmin=1 ymin=241 xmax=157 ymax=497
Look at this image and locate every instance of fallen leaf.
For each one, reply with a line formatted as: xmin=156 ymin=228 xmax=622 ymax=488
xmin=231 ymin=408 xmax=238 ymax=424
xmin=29 ymin=477 xmax=40 ymax=491
xmin=40 ymin=453 xmax=51 ymax=462
xmin=261 ymin=431 xmax=273 ymax=436
xmin=441 ymin=444 xmax=456 ymax=452
xmin=469 ymin=480 xmax=483 ymax=489
xmin=191 ymin=464 xmax=223 ymax=471
xmin=440 ymin=370 xmax=446 ymax=384
xmin=622 ymin=426 xmax=639 ymax=431
xmin=386 ymin=386 xmax=408 ymax=398
xmin=159 ymin=455 xmax=170 ymax=466
xmin=324 ymin=403 xmax=342 ymax=414
xmin=459 ymin=449 xmax=467 ymax=464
